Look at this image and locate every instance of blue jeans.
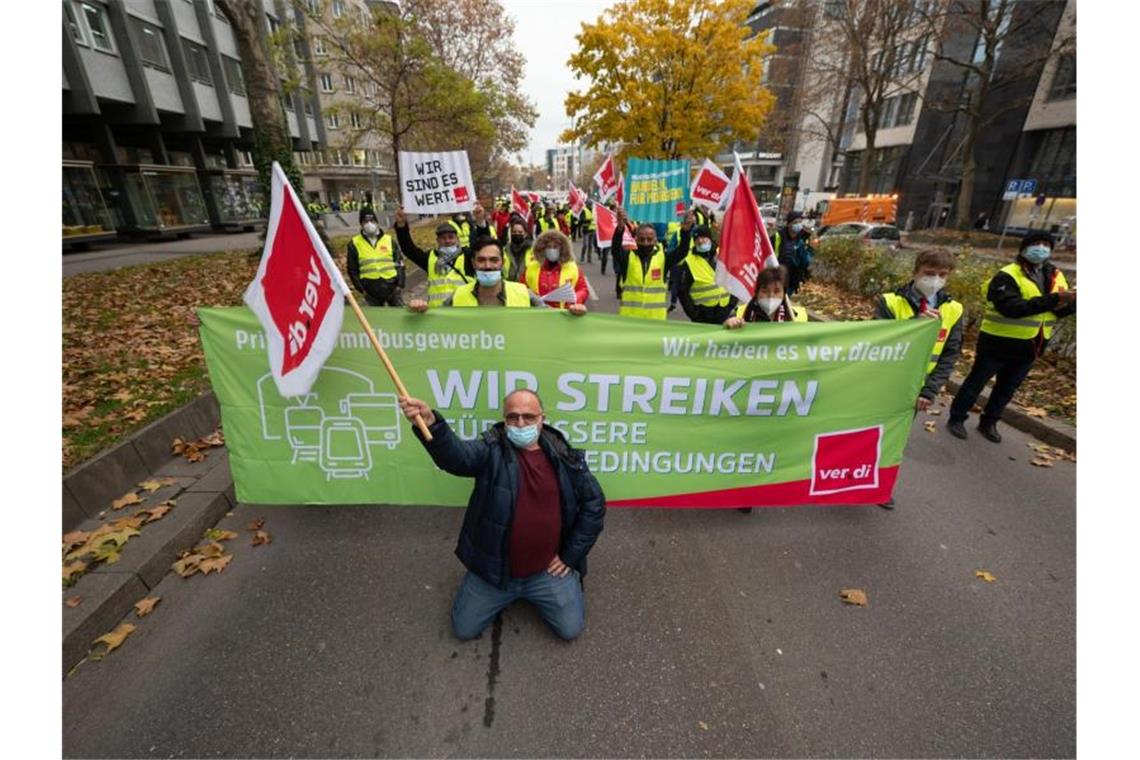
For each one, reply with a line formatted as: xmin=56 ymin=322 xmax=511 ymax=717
xmin=452 ymin=569 xmax=586 ymax=641
xmin=949 ymin=350 xmax=1036 ymax=425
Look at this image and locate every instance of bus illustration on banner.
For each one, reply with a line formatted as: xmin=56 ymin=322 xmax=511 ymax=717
xmin=256 ymin=367 xmax=402 ymax=480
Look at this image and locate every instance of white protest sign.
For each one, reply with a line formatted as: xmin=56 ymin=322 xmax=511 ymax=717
xmin=398 ymin=151 xmax=476 ymax=214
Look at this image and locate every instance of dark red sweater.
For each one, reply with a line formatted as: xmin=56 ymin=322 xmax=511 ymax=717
xmin=509 ymin=448 xmax=562 ymax=578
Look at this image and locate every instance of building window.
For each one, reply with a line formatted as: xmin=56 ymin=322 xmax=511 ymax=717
xmin=353 ymin=150 xmax=366 ymax=166
xmin=312 ymin=36 xmax=326 ymax=55
xmin=1048 ymin=53 xmax=1076 ymax=101
xmin=134 ymin=20 xmax=171 ymax=71
xmin=910 ymin=35 xmax=928 ymax=71
xmin=266 ymin=14 xmax=280 ymax=35
xmin=81 ymin=2 xmax=115 ymax=53
xmin=350 ymin=112 xmax=363 ymax=129
xmin=878 ymin=96 xmax=900 ymax=129
xmin=320 ymin=73 xmax=334 ymax=92
xmin=304 ymin=96 xmax=314 ymax=116
xmin=66 ymin=3 xmax=88 ymax=45
xmin=327 ymin=112 xmax=340 ymax=129
xmin=211 ymin=0 xmax=229 ymax=24
xmin=344 ymin=75 xmax=356 ymax=94
xmin=307 ymin=0 xmax=322 ymax=14
xmin=896 ymin=92 xmax=918 ymax=125
xmin=222 ymin=55 xmax=246 ymax=95
xmin=183 ymin=40 xmax=213 ymax=85
xmin=332 ymin=1 xmax=345 ymax=19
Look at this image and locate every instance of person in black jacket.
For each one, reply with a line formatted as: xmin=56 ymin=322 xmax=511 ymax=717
xmin=776 ymin=211 xmax=814 ymax=297
xmin=346 ymin=207 xmax=405 ymax=306
xmin=672 ymin=219 xmax=739 ymax=324
xmin=398 ymin=389 xmax=606 ymax=641
xmin=947 ymin=232 xmax=1076 ymax=442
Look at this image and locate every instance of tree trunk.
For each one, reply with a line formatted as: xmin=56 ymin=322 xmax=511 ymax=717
xmin=954 ymin=127 xmax=978 ymax=229
xmin=858 ymin=125 xmax=876 ymax=195
xmin=215 ymin=0 xmax=302 ymax=196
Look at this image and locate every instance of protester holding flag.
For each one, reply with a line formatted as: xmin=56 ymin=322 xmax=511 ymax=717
xmin=394 ymin=207 xmax=471 ymax=308
xmin=775 ymin=211 xmax=815 ymax=297
xmin=672 ymin=218 xmax=738 ymax=324
xmin=611 ymin=207 xmax=687 ymax=320
xmin=724 ymin=266 xmax=808 ymax=328
xmin=396 ymin=388 xmax=605 ymax=641
xmin=346 ymin=207 xmax=405 ymax=307
xmin=524 ymin=230 xmax=589 ymax=311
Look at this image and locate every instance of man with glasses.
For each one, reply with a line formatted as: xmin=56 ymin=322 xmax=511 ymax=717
xmin=398 ymin=389 xmax=606 ymax=641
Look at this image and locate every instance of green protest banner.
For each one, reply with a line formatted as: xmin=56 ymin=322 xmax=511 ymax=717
xmin=198 ymin=308 xmax=938 ymax=508
xmin=624 ymin=158 xmax=690 ymax=224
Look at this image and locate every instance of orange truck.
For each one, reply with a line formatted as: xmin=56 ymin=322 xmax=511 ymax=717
xmin=819 ymin=195 xmax=898 ymax=227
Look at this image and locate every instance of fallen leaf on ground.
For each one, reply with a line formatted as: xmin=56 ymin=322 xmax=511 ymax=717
xmin=89 ymin=623 xmax=136 ymax=660
xmin=698 ymin=721 xmax=709 ymax=731
xmin=197 ymin=541 xmax=226 ymax=558
xmin=138 ymin=479 xmax=164 ymax=492
xmin=1031 ymin=458 xmax=1055 ymax=468
xmin=975 ymin=570 xmax=997 ymax=582
xmin=139 ymin=504 xmax=173 ymax=523
xmin=63 ymin=560 xmax=87 ymax=584
xmin=63 ymin=531 xmax=89 ymax=555
xmin=199 ymin=554 xmax=233 ymax=575
xmin=157 ymin=476 xmax=179 ymax=487
xmin=134 ymin=597 xmax=161 ymax=617
xmin=1022 ymin=405 xmax=1048 ymax=417
xmin=65 ymin=596 xmax=83 ymax=608
xmin=172 ymin=554 xmax=204 ymax=577
xmin=839 ymin=588 xmax=869 ymax=607
xmin=923 ymin=421 xmax=936 ymax=432
xmin=247 ymin=518 xmax=265 ymax=531
xmin=111 ymin=492 xmax=143 ymax=510
xmin=252 ymin=530 xmax=272 ymax=547
xmin=203 ymin=528 xmax=238 ymax=542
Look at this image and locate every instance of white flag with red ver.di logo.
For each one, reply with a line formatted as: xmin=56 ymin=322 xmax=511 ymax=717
xmin=568 ymin=182 xmax=586 ymax=215
xmin=593 ymin=153 xmax=618 ymax=201
xmin=243 ymin=162 xmax=349 ymax=398
xmin=715 ymin=153 xmax=778 ymax=302
xmin=593 ymin=203 xmax=637 ymax=250
xmin=690 ymin=158 xmax=732 ymax=211
xmin=615 ymin=171 xmax=625 ymax=207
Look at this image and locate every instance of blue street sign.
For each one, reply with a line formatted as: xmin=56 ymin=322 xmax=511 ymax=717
xmin=1003 ymin=179 xmax=1022 ymax=201
xmin=1020 ymin=179 xmax=1037 ymax=196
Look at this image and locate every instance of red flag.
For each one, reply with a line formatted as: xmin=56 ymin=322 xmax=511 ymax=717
xmin=690 ymin=158 xmax=731 ymax=211
xmin=568 ymin=182 xmax=586 ymax=215
xmin=511 ymin=186 xmax=530 ymax=217
xmin=527 ymin=191 xmax=541 ymax=204
xmin=243 ymin=162 xmax=348 ymax=397
xmin=615 ymin=171 xmax=625 ymax=207
xmin=593 ymin=203 xmax=637 ymax=250
xmin=593 ymin=153 xmax=618 ymax=201
xmin=715 ymin=153 xmax=777 ymax=302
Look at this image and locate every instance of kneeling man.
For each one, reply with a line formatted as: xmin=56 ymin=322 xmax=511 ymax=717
xmin=398 ymin=390 xmax=605 ymax=640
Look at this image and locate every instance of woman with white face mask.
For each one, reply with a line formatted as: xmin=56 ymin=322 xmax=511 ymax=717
xmin=723 ymin=265 xmax=807 ymax=328
xmin=947 ymin=231 xmax=1075 ymax=443
xmin=347 ymin=206 xmax=405 ymax=307
xmin=522 ymin=230 xmax=589 ymax=312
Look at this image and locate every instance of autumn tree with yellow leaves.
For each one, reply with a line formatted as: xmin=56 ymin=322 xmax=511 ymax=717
xmin=561 ymin=0 xmax=777 ymax=160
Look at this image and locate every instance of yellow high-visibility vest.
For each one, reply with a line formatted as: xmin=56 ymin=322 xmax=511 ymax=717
xmin=882 ymin=292 xmax=964 ymax=374
xmin=450 ymin=280 xmax=531 ymax=307
xmin=683 ymin=253 xmax=730 ymax=307
xmin=448 ymin=218 xmax=471 ymax=248
xmin=583 ymin=207 xmax=595 ymax=230
xmin=426 ymin=251 xmax=468 ymax=308
xmin=351 ymin=233 xmax=397 ymax=280
xmin=619 ymin=245 xmax=668 ymax=320
xmin=537 ymin=216 xmax=560 ymax=232
xmin=979 ymin=263 xmax=1069 ymax=341
xmin=734 ymin=298 xmax=808 ymax=322
xmin=525 ymin=259 xmax=579 ymax=310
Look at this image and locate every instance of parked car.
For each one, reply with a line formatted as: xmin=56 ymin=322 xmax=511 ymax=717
xmin=815 ymin=222 xmax=903 ymax=250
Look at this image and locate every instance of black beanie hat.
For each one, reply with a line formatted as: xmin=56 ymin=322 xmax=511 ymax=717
xmin=1019 ymin=230 xmax=1055 ymax=251
xmin=359 ymin=206 xmax=377 ymax=225
xmin=786 ymin=210 xmax=804 ymax=223
xmin=693 ymin=224 xmax=713 ymax=239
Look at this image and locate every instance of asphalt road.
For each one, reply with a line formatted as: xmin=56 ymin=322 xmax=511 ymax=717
xmin=61 ymin=243 xmax=1076 ymax=758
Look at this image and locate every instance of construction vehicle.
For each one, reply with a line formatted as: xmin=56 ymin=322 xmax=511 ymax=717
xmin=818 ymin=195 xmax=898 ymax=229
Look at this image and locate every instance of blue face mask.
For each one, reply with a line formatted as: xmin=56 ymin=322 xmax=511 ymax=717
xmin=790 ymin=223 xmax=804 ymax=235
xmin=695 ymin=241 xmax=712 ymax=253
xmin=475 ymin=269 xmax=502 ymax=287
xmin=439 ymin=245 xmax=460 ymax=257
xmin=506 ymin=424 xmax=539 ymax=448
xmin=1022 ymin=244 xmax=1051 ymax=264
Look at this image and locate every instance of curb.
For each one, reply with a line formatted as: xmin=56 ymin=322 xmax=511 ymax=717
xmin=805 ymin=307 xmax=1075 ymax=451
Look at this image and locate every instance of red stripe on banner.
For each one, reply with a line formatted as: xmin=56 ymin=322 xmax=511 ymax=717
xmin=606 ymin=466 xmax=900 ymax=508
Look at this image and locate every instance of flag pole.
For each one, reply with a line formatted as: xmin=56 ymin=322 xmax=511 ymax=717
xmin=343 ymin=290 xmax=433 ymax=442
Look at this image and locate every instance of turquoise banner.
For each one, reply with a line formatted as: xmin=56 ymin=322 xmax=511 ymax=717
xmin=624 ymin=158 xmax=691 ymax=224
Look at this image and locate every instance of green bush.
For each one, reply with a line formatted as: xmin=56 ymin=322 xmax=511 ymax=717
xmin=812 ymin=237 xmax=908 ymax=297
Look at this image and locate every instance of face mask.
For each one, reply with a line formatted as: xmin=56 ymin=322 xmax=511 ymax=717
xmin=695 ymin=241 xmax=712 ymax=254
xmin=1022 ymin=244 xmax=1051 ymax=264
xmin=637 ymin=244 xmax=656 ymax=255
xmin=362 ymin=221 xmax=379 ymax=236
xmin=790 ymin=223 xmax=804 ymax=235
xmin=545 ymin=248 xmax=561 ymax=263
xmin=505 ymin=423 xmax=539 ymax=448
xmin=475 ymin=269 xmax=502 ymax=287
xmin=438 ymin=245 xmax=460 ymax=257
xmin=915 ymin=275 xmax=946 ymax=299
xmin=510 ymin=234 xmax=526 ymax=245
xmin=757 ymin=296 xmax=782 ymax=315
